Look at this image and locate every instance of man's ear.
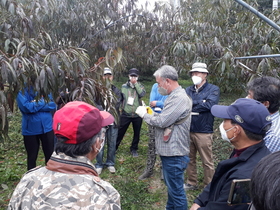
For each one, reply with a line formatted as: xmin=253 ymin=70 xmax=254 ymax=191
xmin=86 ymin=137 xmax=101 ymax=161
xmin=165 ymin=78 xmax=171 ymax=84
xmin=234 ymin=125 xmax=242 ymax=136
xmin=92 ymin=137 xmax=101 ymax=153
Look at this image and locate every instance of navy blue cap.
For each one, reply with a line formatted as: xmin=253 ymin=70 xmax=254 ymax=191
xmin=211 ymin=98 xmax=271 ymax=135
xmin=129 ymin=68 xmax=139 ymax=76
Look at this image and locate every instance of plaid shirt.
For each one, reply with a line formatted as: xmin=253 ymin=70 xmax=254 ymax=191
xmin=144 ymin=86 xmax=192 ymax=156
xmin=264 ymin=111 xmax=280 ymax=152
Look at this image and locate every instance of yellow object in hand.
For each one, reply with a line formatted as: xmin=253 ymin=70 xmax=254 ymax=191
xmin=146 ymin=107 xmax=153 ymax=115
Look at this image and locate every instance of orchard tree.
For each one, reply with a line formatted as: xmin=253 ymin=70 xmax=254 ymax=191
xmin=0 ymin=0 xmax=186 ymax=140
xmin=0 ymin=0 xmax=149 ymax=140
xmin=0 ymin=0 xmax=280 ymax=140
xmin=166 ymin=0 xmax=280 ymax=92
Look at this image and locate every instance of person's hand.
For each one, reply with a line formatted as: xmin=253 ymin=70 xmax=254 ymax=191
xmin=190 ymin=203 xmax=201 ymax=210
xmin=135 ymin=106 xmax=147 ymax=118
xmin=150 ymin=101 xmax=157 ymax=107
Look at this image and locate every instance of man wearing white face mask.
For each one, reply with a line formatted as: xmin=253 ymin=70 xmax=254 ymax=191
xmin=136 ymin=65 xmax=192 ymax=210
xmin=185 ymin=62 xmax=220 ymax=190
xmin=190 ymin=98 xmax=271 ymax=210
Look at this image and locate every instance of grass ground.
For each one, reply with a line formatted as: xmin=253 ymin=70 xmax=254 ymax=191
xmin=0 ymin=78 xmax=243 ymax=209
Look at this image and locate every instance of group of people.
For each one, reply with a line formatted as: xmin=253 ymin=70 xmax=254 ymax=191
xmin=8 ymin=62 xmax=280 ymax=210
xmin=136 ymin=64 xmax=280 ymax=210
xmin=96 ymin=67 xmax=146 ymax=175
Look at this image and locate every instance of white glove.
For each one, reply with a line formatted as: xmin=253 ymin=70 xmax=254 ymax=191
xmin=136 ymin=106 xmax=147 ymax=118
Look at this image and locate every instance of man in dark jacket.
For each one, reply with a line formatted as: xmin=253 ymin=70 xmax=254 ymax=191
xmin=185 ymin=62 xmax=220 ymax=190
xmin=190 ymin=98 xmax=272 ymax=210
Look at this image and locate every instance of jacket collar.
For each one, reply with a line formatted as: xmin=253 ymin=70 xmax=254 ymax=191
xmin=215 ymin=141 xmax=267 ymax=177
xmin=190 ymin=80 xmax=208 ymax=92
xmin=46 ymin=152 xmax=99 ymax=177
xmin=229 ymin=140 xmax=266 ymax=161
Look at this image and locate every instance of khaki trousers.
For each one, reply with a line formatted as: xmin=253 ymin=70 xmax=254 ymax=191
xmin=186 ymin=132 xmax=215 ymax=187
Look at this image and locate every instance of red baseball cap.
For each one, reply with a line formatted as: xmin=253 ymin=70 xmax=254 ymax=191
xmin=53 ymin=101 xmax=114 ymax=144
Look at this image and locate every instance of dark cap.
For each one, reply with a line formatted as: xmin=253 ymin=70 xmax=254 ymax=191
xmin=129 ymin=68 xmax=139 ymax=76
xmin=53 ymin=101 xmax=114 ymax=144
xmin=211 ymin=98 xmax=271 ymax=135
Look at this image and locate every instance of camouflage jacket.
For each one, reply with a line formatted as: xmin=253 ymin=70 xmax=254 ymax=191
xmin=8 ymin=153 xmax=121 ymax=210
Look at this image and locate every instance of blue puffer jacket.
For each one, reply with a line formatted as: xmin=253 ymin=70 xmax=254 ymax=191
xmin=17 ymin=87 xmax=56 ymax=136
xmin=185 ymin=81 xmax=220 ymax=133
xmin=149 ymin=83 xmax=168 ymax=113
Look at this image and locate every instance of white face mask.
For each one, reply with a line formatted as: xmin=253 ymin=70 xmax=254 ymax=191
xmin=192 ymin=76 xmax=202 ymax=85
xmin=129 ymin=76 xmax=138 ymax=81
xmin=219 ymin=122 xmax=236 ymax=142
xmin=158 ymin=86 xmax=168 ymax=95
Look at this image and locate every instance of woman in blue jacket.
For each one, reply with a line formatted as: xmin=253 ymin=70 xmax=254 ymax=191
xmin=17 ymin=87 xmax=56 ymax=170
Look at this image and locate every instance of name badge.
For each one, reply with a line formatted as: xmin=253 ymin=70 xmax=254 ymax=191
xmin=127 ymin=96 xmax=134 ymax=105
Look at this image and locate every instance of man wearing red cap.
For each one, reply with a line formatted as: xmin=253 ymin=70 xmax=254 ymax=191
xmin=190 ymin=98 xmax=271 ymax=210
xmin=8 ymin=101 xmax=121 ymax=209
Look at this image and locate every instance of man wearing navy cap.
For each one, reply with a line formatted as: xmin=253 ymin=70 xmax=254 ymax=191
xmin=190 ymin=98 xmax=272 ymax=210
xmin=116 ymin=68 xmax=146 ymax=157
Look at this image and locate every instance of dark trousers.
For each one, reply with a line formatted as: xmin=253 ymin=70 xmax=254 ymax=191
xmin=116 ymin=114 xmax=142 ymax=151
xmin=23 ymin=130 xmax=54 ymax=170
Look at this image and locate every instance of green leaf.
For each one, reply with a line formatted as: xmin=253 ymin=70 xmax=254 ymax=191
xmin=0 ymin=104 xmax=6 ymax=130
xmin=39 ymin=69 xmax=46 ymax=90
xmin=1 ymin=0 xmax=7 ymax=7
xmin=1 ymin=183 xmax=8 ymax=190
xmin=4 ymin=39 xmax=10 ymax=52
xmin=8 ymin=2 xmax=15 ymax=15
